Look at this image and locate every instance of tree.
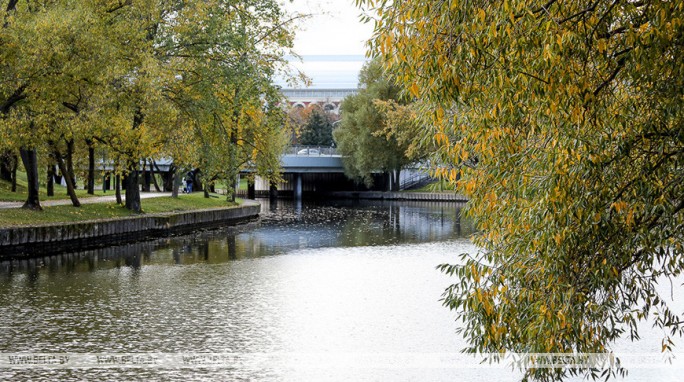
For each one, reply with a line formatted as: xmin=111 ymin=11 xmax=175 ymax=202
xmin=361 ymin=0 xmax=684 ymax=380
xmin=0 ymin=0 xmax=108 ymax=209
xmin=1 ymin=0 xmax=298 ymax=211
xmin=286 ymin=105 xmax=308 ymax=143
xmin=159 ymin=0 xmax=295 ymax=202
xmin=299 ymin=106 xmax=334 ymax=146
xmin=0 ymin=0 xmax=154 ymax=209
xmin=334 ymin=58 xmax=414 ymax=190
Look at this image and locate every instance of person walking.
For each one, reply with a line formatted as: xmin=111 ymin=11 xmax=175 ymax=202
xmin=185 ymin=171 xmax=194 ymax=193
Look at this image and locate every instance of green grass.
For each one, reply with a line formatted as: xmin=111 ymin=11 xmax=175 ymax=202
xmin=0 ymin=192 xmax=239 ymax=228
xmin=0 ymin=173 xmax=109 ymax=202
xmin=212 ymin=178 xmax=248 ymax=193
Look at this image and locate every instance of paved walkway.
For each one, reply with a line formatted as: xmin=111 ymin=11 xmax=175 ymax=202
xmin=0 ymin=192 xmax=172 ymax=209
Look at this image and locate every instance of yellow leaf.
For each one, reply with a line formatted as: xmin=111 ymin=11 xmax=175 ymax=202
xmin=626 ymin=209 xmax=634 ymax=226
xmin=597 ymin=39 xmax=607 ymax=53
xmin=410 ymin=83 xmax=420 ymax=97
xmin=450 ymin=0 xmax=460 ymax=11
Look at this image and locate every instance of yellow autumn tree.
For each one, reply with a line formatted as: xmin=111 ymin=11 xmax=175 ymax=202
xmin=359 ymin=0 xmax=684 ymax=380
xmin=1 ymin=0 xmax=297 ymax=211
xmin=160 ymin=0 xmax=295 ymax=201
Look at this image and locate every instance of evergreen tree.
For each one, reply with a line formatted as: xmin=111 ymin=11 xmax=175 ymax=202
xmin=300 ymin=107 xmax=334 ymax=146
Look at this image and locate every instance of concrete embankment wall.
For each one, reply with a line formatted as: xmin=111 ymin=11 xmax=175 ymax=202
xmin=326 ymin=191 xmax=468 ymax=202
xmin=0 ymin=203 xmax=260 ymax=259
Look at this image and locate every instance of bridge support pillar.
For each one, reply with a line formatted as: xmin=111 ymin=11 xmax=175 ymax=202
xmin=142 ymin=171 xmax=151 ymax=192
xmin=161 ymin=171 xmax=173 ymax=192
xmin=269 ymin=181 xmax=278 ymax=199
xmin=294 ymin=173 xmax=303 ymax=200
xmin=247 ymin=182 xmax=255 ymax=199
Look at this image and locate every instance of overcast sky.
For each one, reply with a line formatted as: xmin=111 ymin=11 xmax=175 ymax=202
xmin=281 ymin=0 xmax=374 ymax=56
xmin=277 ymin=0 xmax=374 ymax=88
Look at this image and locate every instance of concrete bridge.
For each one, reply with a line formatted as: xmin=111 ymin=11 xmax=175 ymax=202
xmin=247 ymin=146 xmax=432 ymax=199
xmin=248 ymin=146 xmax=350 ymax=199
xmin=92 ymin=149 xmax=350 ymax=196
xmin=94 ymin=145 xmax=429 ymax=198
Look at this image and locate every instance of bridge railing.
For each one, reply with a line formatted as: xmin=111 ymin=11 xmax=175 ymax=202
xmin=286 ymin=145 xmax=338 ymax=156
xmin=400 ymin=172 xmax=435 ymax=191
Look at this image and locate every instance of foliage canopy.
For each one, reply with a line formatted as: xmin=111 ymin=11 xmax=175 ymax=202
xmin=360 ymin=0 xmax=684 ymax=380
xmin=334 ymin=58 xmax=416 ymax=189
xmin=0 ymin=0 xmax=297 ymax=209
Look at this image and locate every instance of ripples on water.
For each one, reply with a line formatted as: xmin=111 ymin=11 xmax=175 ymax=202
xmin=0 ymin=199 xmax=680 ymax=381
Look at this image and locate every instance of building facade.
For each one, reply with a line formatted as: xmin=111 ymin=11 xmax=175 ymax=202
xmin=281 ymin=88 xmax=357 ymax=115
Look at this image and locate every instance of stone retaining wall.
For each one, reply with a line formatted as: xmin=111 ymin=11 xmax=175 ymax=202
xmin=0 ymin=203 xmax=260 ymax=259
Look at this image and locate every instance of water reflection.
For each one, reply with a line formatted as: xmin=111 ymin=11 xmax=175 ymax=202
xmin=0 ymin=199 xmax=678 ymax=381
xmin=0 ymin=199 xmax=480 ymax=382
xmin=0 ymin=199 xmax=472 ymax=273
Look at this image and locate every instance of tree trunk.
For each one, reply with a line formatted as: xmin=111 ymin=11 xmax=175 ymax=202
xmin=230 ymin=174 xmax=238 ymax=203
xmin=141 ymin=159 xmax=150 ymax=192
xmin=172 ymin=168 xmax=181 ymax=198
xmin=0 ymin=150 xmax=13 ymax=182
xmin=10 ymin=154 xmax=17 ymax=192
xmin=269 ymin=180 xmax=278 ymax=199
xmin=66 ymin=139 xmax=77 ymax=191
xmin=54 ymin=168 xmax=63 ymax=186
xmin=151 ymin=173 xmax=161 ymax=192
xmin=115 ymin=173 xmax=122 ymax=204
xmin=150 ymin=159 xmax=162 ymax=192
xmin=229 ymin=87 xmax=240 ymax=202
xmin=2 ymin=152 xmax=18 ymax=192
xmin=161 ymin=171 xmax=172 ymax=192
xmin=391 ymin=170 xmax=396 ymax=191
xmin=102 ymin=172 xmax=110 ymax=193
xmin=87 ymin=142 xmax=95 ymax=195
xmin=393 ymin=168 xmax=401 ymax=191
xmin=124 ymin=163 xmax=141 ymax=212
xmin=192 ymin=170 xmax=203 ymax=192
xmin=19 ymin=148 xmax=41 ymax=210
xmin=52 ymin=146 xmax=81 ymax=207
xmin=161 ymin=162 xmax=174 ymax=192
xmin=47 ymin=164 xmax=55 ymax=197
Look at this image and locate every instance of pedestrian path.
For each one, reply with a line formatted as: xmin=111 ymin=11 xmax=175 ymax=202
xmin=0 ymin=192 xmax=172 ymax=209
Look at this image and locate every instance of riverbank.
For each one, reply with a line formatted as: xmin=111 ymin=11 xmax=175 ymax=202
xmin=0 ymin=200 xmax=260 ymax=259
xmin=0 ymin=192 xmax=238 ymax=226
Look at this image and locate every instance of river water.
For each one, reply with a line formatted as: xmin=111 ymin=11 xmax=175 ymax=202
xmin=0 ymin=199 xmax=681 ymax=381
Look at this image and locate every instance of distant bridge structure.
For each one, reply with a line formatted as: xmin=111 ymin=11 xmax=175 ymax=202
xmin=246 ymin=146 xmax=433 ymax=199
xmin=248 ymin=145 xmax=348 ymax=199
xmin=91 ymin=140 xmax=431 ymax=198
xmin=281 ymin=88 xmax=357 ymax=115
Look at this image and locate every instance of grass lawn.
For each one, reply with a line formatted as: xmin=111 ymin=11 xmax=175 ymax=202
xmin=0 ymin=172 xmax=110 ymax=202
xmin=0 ymin=192 xmax=240 ymax=228
xmin=213 ymin=177 xmax=248 ymax=193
